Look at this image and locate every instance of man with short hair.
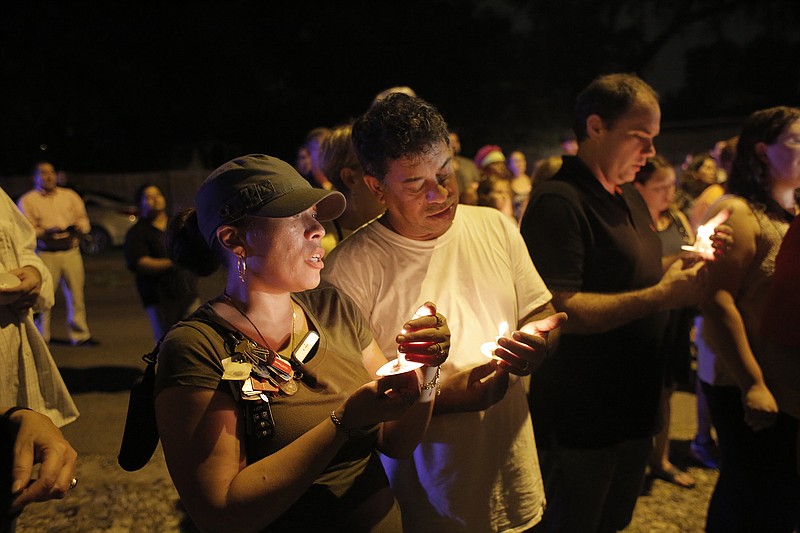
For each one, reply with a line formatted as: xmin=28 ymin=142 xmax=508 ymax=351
xmin=519 ymin=73 xmax=703 ymax=532
xmin=17 ymin=162 xmax=96 ymax=346
xmin=324 ymin=93 xmax=565 ymax=532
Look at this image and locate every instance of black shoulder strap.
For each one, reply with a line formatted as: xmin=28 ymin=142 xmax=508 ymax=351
xmin=141 ymin=336 xmax=164 ymax=366
xmin=119 ymin=309 xmax=241 ymax=472
xmin=142 ymin=309 xmax=243 ymax=366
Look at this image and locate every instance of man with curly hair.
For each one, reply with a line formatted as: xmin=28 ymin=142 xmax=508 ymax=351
xmin=324 ymin=93 xmax=565 ymax=532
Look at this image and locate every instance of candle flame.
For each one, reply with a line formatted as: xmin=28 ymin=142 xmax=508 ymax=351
xmin=499 ymin=321 xmax=509 ymax=337
xmin=691 ymin=223 xmax=715 ymax=259
xmin=412 ymin=303 xmax=434 ymax=319
xmin=684 ymin=208 xmax=731 ymax=260
xmin=696 ymin=223 xmax=713 ymax=240
xmin=396 ymin=304 xmax=433 ymax=369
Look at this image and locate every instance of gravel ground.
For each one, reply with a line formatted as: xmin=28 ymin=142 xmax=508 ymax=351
xmin=15 ymin=450 xmax=185 ymax=533
xmin=624 ymin=391 xmax=719 ymax=533
xmin=15 ymin=392 xmax=717 ymax=532
xmin=629 ymin=451 xmax=717 ymax=532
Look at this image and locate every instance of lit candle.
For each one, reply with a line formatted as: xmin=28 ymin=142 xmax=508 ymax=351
xmin=481 ymin=321 xmax=509 ymax=360
xmin=681 ymin=209 xmax=730 ymax=260
xmin=681 ymin=222 xmax=715 ymax=259
xmin=377 ymin=304 xmax=431 ymax=376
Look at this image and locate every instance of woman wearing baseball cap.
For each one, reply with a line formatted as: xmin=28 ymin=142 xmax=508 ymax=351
xmin=154 ymin=155 xmax=449 ymax=531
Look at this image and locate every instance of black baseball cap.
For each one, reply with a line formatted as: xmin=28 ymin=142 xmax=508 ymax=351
xmin=196 ymin=154 xmax=345 ymax=246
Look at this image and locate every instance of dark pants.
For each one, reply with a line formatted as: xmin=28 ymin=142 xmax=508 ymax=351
xmin=703 ymin=382 xmax=800 ymax=532
xmin=534 ymin=437 xmax=652 ymax=533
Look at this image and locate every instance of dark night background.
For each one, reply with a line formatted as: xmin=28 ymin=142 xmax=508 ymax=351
xmin=1 ymin=0 xmax=799 ymax=175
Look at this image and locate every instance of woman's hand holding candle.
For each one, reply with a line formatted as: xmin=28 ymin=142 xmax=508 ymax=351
xmin=682 ymin=208 xmax=732 ymax=260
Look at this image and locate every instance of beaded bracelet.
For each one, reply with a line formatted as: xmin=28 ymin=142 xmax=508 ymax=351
xmin=420 ymin=366 xmax=441 ymax=396
xmin=330 ymin=410 xmax=354 ymax=438
xmin=330 ymin=410 xmax=373 ymax=439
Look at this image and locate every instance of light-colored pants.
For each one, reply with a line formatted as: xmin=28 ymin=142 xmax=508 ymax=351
xmin=36 ymin=248 xmax=90 ymax=344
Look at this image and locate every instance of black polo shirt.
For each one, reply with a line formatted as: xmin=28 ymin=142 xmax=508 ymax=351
xmin=520 ymin=156 xmax=667 ymax=449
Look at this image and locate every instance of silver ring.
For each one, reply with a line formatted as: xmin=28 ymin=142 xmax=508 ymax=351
xmin=432 ymin=343 xmax=443 ymax=355
xmin=69 ymin=477 xmax=78 ymax=490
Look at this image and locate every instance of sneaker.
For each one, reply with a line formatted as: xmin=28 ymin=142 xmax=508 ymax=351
xmin=688 ymin=438 xmax=719 ymax=469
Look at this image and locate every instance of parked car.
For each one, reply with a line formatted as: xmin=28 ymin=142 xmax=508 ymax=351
xmin=80 ymin=192 xmax=138 ymax=255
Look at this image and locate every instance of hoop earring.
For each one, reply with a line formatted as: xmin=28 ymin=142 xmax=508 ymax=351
xmin=237 ymin=255 xmax=247 ymax=284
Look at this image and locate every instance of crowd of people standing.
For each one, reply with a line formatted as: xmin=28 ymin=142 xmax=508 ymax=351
xmin=2 ymin=74 xmax=798 ymax=533
xmin=278 ymin=77 xmax=797 ymax=532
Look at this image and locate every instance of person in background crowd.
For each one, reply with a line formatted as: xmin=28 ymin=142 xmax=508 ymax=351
xmin=294 ymin=145 xmax=313 ymax=182
xmin=373 ymin=85 xmax=417 ymax=104
xmin=698 ymin=105 xmax=800 ymax=532
xmin=477 ymin=173 xmax=515 ymax=221
xmin=531 ymin=155 xmax=564 ymax=190
xmin=520 ymin=73 xmax=707 ymax=532
xmin=302 ymin=127 xmax=333 ymax=190
xmin=317 ymin=123 xmax=385 ymax=252
xmin=123 ymin=184 xmax=200 ymax=342
xmin=560 ymin=131 xmax=579 ymax=155
xmin=17 ymin=162 xmax=97 ymax=346
xmin=508 ymin=151 xmax=531 ymax=189
xmin=156 ymin=154 xmax=449 ymax=532
xmin=687 ymin=338 xmax=722 ymax=470
xmin=680 ymin=141 xmax=738 ymax=469
xmin=633 ymin=156 xmax=697 ymax=489
xmin=449 ymin=130 xmax=480 ymax=205
xmin=508 ymin=150 xmax=533 ymax=218
xmin=686 ymin=144 xmax=736 ymax=468
xmin=325 ymin=92 xmax=566 ymax=532
xmin=676 ymin=153 xmax=718 ymax=223
xmin=690 ymin=137 xmax=738 ymax=231
xmin=710 ymin=136 xmax=737 ymax=184
xmin=474 ymin=144 xmax=510 ymax=180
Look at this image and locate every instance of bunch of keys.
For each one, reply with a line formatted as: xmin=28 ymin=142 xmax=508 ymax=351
xmin=245 ymin=395 xmax=275 ymax=440
xmin=221 ymin=331 xmax=321 ymax=442
xmin=228 ymin=338 xmax=299 ymax=399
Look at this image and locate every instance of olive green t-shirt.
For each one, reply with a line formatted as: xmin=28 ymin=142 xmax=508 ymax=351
xmin=155 ymin=285 xmax=398 ymax=531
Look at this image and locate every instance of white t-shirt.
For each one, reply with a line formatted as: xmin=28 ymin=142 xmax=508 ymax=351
xmin=324 ymin=204 xmax=551 ymax=532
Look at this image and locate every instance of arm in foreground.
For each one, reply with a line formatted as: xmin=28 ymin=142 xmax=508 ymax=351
xmin=4 ymin=407 xmax=78 ymax=512
xmin=157 ymin=376 xmax=417 ymax=533
xmin=552 ymin=257 xmax=704 ymax=336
